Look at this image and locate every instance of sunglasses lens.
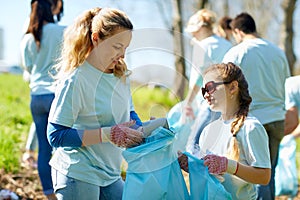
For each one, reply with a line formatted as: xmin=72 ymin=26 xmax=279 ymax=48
xmin=202 ymin=82 xmax=216 ymax=97
xmin=201 ymin=87 xmax=206 ymax=97
xmin=206 ymin=82 xmax=216 ymax=94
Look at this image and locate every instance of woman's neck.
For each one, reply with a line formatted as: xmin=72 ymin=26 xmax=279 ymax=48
xmin=86 ymin=52 xmax=113 ymax=73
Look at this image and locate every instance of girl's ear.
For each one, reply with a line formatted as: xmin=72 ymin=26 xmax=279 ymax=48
xmin=230 ymin=80 xmax=239 ymax=94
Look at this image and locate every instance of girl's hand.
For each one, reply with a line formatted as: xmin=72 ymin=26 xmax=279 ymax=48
xmin=203 ymin=154 xmax=228 ymax=174
xmin=203 ymin=154 xmax=238 ymax=175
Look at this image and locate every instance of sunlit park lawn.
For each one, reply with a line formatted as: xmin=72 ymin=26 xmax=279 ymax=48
xmin=0 ymin=73 xmax=32 ymax=173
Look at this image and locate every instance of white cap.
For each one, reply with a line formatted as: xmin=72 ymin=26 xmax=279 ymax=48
xmin=185 ymin=9 xmax=216 ymax=33
xmin=186 ymin=13 xmax=205 ymax=33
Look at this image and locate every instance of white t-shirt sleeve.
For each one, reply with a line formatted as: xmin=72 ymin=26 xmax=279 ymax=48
xmin=241 ymin=119 xmax=271 ymax=168
xmin=20 ymin=34 xmax=37 ymax=73
xmin=285 ymin=77 xmax=300 ymax=110
xmin=222 ymin=47 xmax=240 ymax=65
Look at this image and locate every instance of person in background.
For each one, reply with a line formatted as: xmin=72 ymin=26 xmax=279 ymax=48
xmin=20 ymin=0 xmax=66 ymax=199
xmin=183 ymin=9 xmax=232 ymax=153
xmin=284 ymin=75 xmax=300 ymax=137
xmin=273 ymin=75 xmax=300 ymax=197
xmin=216 ymin=16 xmax=234 ymax=43
xmin=21 ymin=0 xmax=64 ymax=170
xmin=179 ymin=62 xmax=271 ymax=200
xmin=22 ymin=122 xmax=38 ymax=168
xmin=47 ymin=7 xmax=144 ymax=200
xmin=222 ymin=12 xmax=290 ymax=199
xmin=51 ymin=0 xmax=63 ymax=22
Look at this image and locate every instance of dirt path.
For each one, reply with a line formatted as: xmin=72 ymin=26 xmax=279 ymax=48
xmin=0 ymin=167 xmax=45 ymax=200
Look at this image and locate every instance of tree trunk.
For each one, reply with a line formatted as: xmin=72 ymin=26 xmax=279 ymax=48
xmin=172 ymin=0 xmax=187 ymax=100
xmin=223 ymin=0 xmax=229 ymax=16
xmin=281 ymin=0 xmax=297 ymax=74
xmin=196 ymin=0 xmax=208 ymax=9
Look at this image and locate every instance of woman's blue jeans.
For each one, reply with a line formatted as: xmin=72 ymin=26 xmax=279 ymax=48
xmin=30 ymin=93 xmax=55 ymax=195
xmin=52 ymin=169 xmax=124 ymax=200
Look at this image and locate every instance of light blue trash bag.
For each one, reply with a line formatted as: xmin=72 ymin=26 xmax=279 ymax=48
xmin=184 ymin=152 xmax=232 ymax=200
xmin=167 ymin=101 xmax=185 ymax=130
xmin=122 ymin=127 xmax=190 ymax=200
xmin=166 ymin=101 xmax=194 ymax=152
xmin=275 ymin=135 xmax=298 ymax=197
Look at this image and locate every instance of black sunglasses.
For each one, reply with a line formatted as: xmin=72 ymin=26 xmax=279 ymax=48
xmin=201 ymin=81 xmax=232 ymax=97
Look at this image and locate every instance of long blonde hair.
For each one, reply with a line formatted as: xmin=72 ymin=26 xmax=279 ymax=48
xmin=204 ymin=62 xmax=252 ymax=160
xmin=54 ymin=7 xmax=133 ymax=79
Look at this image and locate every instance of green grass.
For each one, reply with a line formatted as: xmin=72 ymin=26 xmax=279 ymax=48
xmin=0 ymin=74 xmax=32 ymax=173
xmin=131 ymin=83 xmax=181 ymax=121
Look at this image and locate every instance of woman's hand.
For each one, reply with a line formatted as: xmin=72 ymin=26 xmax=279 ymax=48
xmin=111 ymin=121 xmax=144 ymax=148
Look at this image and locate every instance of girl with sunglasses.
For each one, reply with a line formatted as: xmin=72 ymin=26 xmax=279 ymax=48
xmin=179 ymin=62 xmax=271 ymax=199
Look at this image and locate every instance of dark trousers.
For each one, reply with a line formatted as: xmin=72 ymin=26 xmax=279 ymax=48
xmin=257 ymin=120 xmax=284 ymax=200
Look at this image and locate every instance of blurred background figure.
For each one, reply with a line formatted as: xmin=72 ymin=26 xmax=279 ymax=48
xmin=20 ymin=0 xmax=65 ymax=199
xmin=21 ymin=0 xmax=64 ymax=171
xmin=274 ymin=75 xmax=300 ymax=198
xmin=284 ymin=75 xmax=300 ymax=137
xmin=216 ymin=16 xmax=234 ymax=43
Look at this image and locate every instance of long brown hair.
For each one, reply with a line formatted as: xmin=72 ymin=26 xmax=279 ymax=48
xmin=26 ymin=0 xmax=55 ymax=50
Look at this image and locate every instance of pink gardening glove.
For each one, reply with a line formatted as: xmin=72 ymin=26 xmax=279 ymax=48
xmin=111 ymin=121 xmax=144 ymax=148
xmin=203 ymin=154 xmax=228 ymax=174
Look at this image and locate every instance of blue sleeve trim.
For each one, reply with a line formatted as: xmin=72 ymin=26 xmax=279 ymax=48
xmin=130 ymin=111 xmax=142 ymax=126
xmin=47 ymin=122 xmax=83 ymax=148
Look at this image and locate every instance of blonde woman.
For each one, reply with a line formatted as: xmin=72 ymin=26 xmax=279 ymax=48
xmin=179 ymin=62 xmax=271 ymax=199
xmin=47 ymin=7 xmax=143 ymax=200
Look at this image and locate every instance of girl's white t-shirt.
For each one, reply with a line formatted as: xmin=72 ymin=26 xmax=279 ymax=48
xmin=198 ymin=115 xmax=271 ymax=200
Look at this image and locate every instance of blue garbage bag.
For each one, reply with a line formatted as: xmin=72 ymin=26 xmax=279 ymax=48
xmin=166 ymin=101 xmax=194 ymax=152
xmin=122 ymin=127 xmax=190 ymax=200
xmin=167 ymin=101 xmax=186 ymax=129
xmin=275 ymin=135 xmax=298 ymax=197
xmin=185 ymin=152 xmax=232 ymax=200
